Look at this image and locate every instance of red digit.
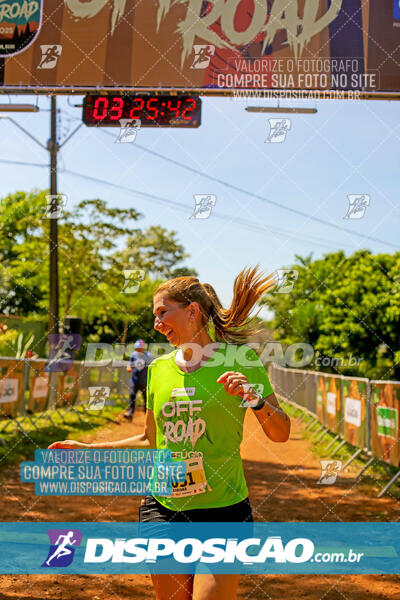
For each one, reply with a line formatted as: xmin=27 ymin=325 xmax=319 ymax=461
xmin=109 ymin=97 xmax=124 ymax=120
xmin=93 ymin=96 xmax=108 ymax=120
xmin=146 ymin=98 xmax=159 ymax=120
xmin=167 ymin=99 xmax=182 ymax=118
xmin=181 ymin=98 xmax=196 ymax=121
xmin=130 ymin=97 xmax=145 ymax=118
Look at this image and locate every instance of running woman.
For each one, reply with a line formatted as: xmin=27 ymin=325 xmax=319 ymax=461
xmin=49 ymin=266 xmax=290 ymax=600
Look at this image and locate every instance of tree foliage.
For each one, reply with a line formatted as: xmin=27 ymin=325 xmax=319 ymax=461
xmin=0 ymin=189 xmax=197 ymax=349
xmin=262 ymin=250 xmax=400 ymax=380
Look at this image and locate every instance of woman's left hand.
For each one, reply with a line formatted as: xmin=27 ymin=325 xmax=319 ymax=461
xmin=217 ymin=371 xmax=255 ymax=399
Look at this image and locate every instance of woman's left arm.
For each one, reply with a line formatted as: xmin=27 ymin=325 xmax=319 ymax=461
xmin=252 ymin=392 xmax=291 ymax=442
xmin=217 ymin=371 xmax=290 ymax=443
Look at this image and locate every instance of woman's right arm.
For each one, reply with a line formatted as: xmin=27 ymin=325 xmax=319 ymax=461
xmin=48 ymin=409 xmax=157 ymax=450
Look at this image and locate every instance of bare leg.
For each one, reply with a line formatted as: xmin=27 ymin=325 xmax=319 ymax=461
xmin=151 ymin=573 xmax=194 ymax=600
xmin=193 ymin=574 xmax=240 ymax=600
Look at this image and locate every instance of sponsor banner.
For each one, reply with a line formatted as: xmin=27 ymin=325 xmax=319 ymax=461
xmin=32 ymin=375 xmax=48 ymax=399
xmin=0 ymin=0 xmax=43 ymax=57
xmin=327 ymin=393 xmax=336 ymax=415
xmin=370 ymin=381 xmax=400 ymax=467
xmin=345 ymin=397 xmax=362 ymax=427
xmin=0 ymin=358 xmax=24 ymax=418
xmin=322 ymin=375 xmax=342 ymax=434
xmin=0 ymin=522 xmax=399 ymax=574
xmin=0 ymin=378 xmax=18 ymax=403
xmin=56 ymin=363 xmax=82 ymax=408
xmin=343 ymin=378 xmax=368 ymax=448
xmin=28 ymin=360 xmax=49 ymax=413
xmin=1 ymin=0 xmax=399 ymax=92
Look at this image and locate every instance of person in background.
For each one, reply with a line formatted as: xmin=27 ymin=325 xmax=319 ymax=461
xmin=124 ymin=339 xmax=153 ymax=420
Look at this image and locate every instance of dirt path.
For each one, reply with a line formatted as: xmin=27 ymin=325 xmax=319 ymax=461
xmin=1 ymin=409 xmax=399 ymax=599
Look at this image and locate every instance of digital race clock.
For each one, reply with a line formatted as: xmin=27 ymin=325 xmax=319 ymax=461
xmin=82 ymin=94 xmax=201 ymax=128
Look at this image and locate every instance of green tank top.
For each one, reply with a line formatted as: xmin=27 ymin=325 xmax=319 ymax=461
xmin=146 ymin=343 xmax=274 ymax=511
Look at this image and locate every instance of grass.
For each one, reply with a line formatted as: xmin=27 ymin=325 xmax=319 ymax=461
xmin=280 ymin=399 xmax=400 ymax=500
xmin=0 ymin=397 xmax=130 ymax=470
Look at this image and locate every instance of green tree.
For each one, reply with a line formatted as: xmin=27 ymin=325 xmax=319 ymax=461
xmin=0 ymin=190 xmax=46 ymax=315
xmin=262 ymin=250 xmax=400 ymax=380
xmin=118 ymin=225 xmax=197 ymax=278
xmin=0 ymin=189 xmax=197 ymax=347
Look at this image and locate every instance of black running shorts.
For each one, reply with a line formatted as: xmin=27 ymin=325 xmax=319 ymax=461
xmin=139 ymin=495 xmax=253 ymax=523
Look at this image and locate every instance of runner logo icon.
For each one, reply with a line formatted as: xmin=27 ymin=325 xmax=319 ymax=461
xmin=265 ymin=119 xmax=291 ymax=143
xmin=190 ymin=45 xmax=215 ymax=69
xmin=317 ymin=460 xmax=342 ymax=485
xmin=44 ymin=194 xmax=68 ymax=219
xmin=37 ymin=45 xmax=62 ymax=69
xmin=115 ymin=118 xmax=141 ymax=143
xmin=274 ymin=270 xmax=298 ymax=294
xmin=190 ymin=195 xmax=216 ymax=219
xmin=87 ymin=386 xmax=111 ymax=410
xmin=41 ymin=529 xmax=82 ymax=568
xmin=344 ymin=194 xmax=370 ymax=219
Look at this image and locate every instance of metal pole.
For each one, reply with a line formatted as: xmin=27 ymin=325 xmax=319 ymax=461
xmin=342 ymin=447 xmax=363 ymax=470
xmin=354 ymin=456 xmax=375 ymax=483
xmin=296 ymin=412 xmax=307 ymax=424
xmin=366 ymin=380 xmax=371 ymax=453
xmin=48 ymin=95 xmax=59 ymax=336
xmin=47 ymin=96 xmax=60 ymax=410
xmin=314 ymin=427 xmax=329 ymax=444
xmin=325 ymin=433 xmax=340 ymax=451
xmin=330 ymin=438 xmax=347 ymax=457
xmin=378 ymin=469 xmax=400 ymax=498
xmin=305 ymin=417 xmax=318 ymax=431
xmin=311 ymin=424 xmax=325 ymax=440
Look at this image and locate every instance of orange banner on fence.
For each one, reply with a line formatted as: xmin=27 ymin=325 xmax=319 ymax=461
xmin=27 ymin=360 xmax=49 ymax=414
xmin=56 ymin=363 xmax=82 ymax=408
xmin=370 ymin=381 xmax=400 ymax=468
xmin=0 ymin=358 xmax=25 ymax=419
xmin=342 ymin=377 xmax=368 ymax=449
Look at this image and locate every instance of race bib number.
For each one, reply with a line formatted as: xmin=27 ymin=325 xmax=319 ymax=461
xmin=170 ymin=456 xmax=210 ymax=498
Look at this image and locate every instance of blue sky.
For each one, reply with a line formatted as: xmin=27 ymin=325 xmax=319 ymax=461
xmin=0 ymin=94 xmax=399 ymax=309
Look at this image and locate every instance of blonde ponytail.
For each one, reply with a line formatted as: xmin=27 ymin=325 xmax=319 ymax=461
xmin=154 ymin=265 xmax=276 ymax=344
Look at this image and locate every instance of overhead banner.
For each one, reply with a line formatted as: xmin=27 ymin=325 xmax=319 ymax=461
xmin=0 ymin=0 xmax=42 ymax=57
xmin=370 ymin=381 xmax=400 ymax=467
xmin=1 ymin=0 xmax=400 ymax=93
